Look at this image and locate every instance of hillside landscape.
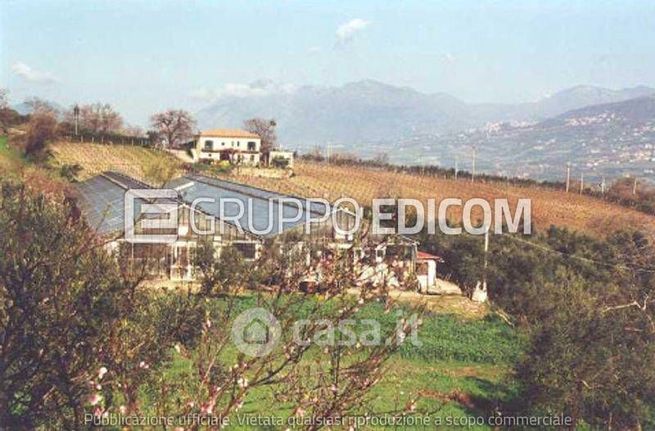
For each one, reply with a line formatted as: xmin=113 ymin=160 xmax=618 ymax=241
xmin=51 ymin=142 xmax=655 ymax=239
xmin=13 ymin=81 xmax=655 ymax=184
xmin=195 ymin=80 xmax=655 ymax=183
xmin=6 ymin=2 xmax=655 ymax=428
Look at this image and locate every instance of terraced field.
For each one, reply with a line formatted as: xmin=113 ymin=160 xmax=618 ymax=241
xmin=230 ymin=161 xmax=655 ymax=238
xmin=51 ymin=141 xmax=184 ymax=182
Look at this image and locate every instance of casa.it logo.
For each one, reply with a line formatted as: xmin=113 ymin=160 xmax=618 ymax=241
xmin=231 ymin=308 xmax=282 ymax=357
xmin=124 ymin=189 xmax=179 ymax=244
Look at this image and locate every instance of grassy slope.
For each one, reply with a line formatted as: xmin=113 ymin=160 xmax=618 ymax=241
xmin=0 ymin=135 xmax=21 ymax=172
xmin=51 ymin=141 xmax=184 ymax=182
xmin=143 ymin=297 xmax=523 ymax=431
xmin=1 ymin=135 xmax=72 ymax=195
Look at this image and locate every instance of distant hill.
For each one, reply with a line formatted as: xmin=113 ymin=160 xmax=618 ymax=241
xmin=197 ymin=80 xmax=473 ymax=146
xmin=525 ymin=85 xmax=655 ymax=119
xmin=196 ymin=79 xmax=655 ymax=152
xmin=415 ymin=96 xmax=655 ymax=182
xmin=546 ymin=94 xmax=655 ymax=126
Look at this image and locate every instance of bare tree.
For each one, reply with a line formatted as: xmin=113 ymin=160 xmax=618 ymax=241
xmin=94 ymin=103 xmax=123 ymax=134
xmin=121 ymin=124 xmax=145 ymax=137
xmin=67 ymin=103 xmax=123 ymax=134
xmin=244 ymin=118 xmax=277 ymax=158
xmin=150 ymin=109 xmax=196 ymax=148
xmin=24 ymin=97 xmax=58 ymax=115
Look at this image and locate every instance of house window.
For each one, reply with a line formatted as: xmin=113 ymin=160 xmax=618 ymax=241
xmin=204 ymin=140 xmax=213 ymax=151
xmin=250 ymin=155 xmax=255 ymax=161
xmin=248 ymin=141 xmax=256 ymax=151
xmin=222 ymin=142 xmax=225 ymax=146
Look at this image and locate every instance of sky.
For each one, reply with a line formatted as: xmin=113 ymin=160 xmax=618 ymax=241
xmin=1 ymin=0 xmax=655 ymax=126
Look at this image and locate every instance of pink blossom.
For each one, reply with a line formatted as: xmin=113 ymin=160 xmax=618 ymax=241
xmin=88 ymin=393 xmax=103 ymax=406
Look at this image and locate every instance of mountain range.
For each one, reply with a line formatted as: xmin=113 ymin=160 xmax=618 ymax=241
xmin=196 ymin=80 xmax=654 ymax=145
xmin=196 ymin=80 xmax=655 ymax=182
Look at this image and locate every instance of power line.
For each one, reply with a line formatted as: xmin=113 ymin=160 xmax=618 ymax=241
xmin=501 ymin=234 xmax=655 ymax=273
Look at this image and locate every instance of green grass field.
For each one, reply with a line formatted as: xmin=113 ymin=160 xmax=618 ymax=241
xmin=128 ymin=296 xmax=524 ymax=430
xmin=0 ymin=135 xmax=24 ymax=172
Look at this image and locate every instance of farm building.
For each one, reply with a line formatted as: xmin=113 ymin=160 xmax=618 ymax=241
xmin=191 ymin=129 xmax=262 ymax=166
xmin=73 ymin=171 xmax=446 ymax=290
xmin=73 ymin=171 xmax=356 ymax=280
xmin=187 ymin=128 xmax=295 ymax=168
xmin=268 ymin=150 xmax=295 ymax=168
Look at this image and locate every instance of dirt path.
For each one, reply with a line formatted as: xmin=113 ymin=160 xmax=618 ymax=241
xmin=348 ymin=286 xmax=488 ymax=319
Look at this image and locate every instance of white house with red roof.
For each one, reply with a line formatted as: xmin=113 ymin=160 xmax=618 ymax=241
xmin=192 ymin=128 xmax=262 ymax=166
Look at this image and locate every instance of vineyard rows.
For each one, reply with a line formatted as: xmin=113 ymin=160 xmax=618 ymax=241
xmin=51 ymin=142 xmax=655 ymax=238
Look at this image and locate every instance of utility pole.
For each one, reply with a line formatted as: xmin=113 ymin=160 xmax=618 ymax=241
xmin=471 ymin=145 xmax=476 ymax=183
xmin=565 ymin=162 xmax=571 ymax=193
xmin=601 ymin=176 xmax=606 ymax=195
xmin=454 ymin=156 xmax=459 ymax=180
xmin=483 ymin=228 xmax=489 ymax=289
xmin=73 ymin=104 xmax=80 ymax=136
xmin=472 ymin=229 xmax=489 ymax=303
xmin=326 ymin=144 xmax=330 ymax=166
xmin=633 ymin=177 xmax=638 ymax=195
xmin=580 ymin=172 xmax=584 ymax=194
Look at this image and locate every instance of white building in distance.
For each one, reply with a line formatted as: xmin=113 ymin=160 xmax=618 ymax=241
xmin=192 ymin=129 xmax=262 ymax=166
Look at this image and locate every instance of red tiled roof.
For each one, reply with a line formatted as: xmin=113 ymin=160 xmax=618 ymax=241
xmin=199 ymin=128 xmax=260 ymax=139
xmin=417 ymin=251 xmax=444 ymax=262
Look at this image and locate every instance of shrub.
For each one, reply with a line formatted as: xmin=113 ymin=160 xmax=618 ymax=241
xmin=59 ymin=163 xmax=83 ymax=182
xmin=271 ymin=155 xmax=290 ymax=169
xmin=22 ymin=110 xmax=58 ymax=160
xmin=0 ymin=181 xmax=130 ymax=428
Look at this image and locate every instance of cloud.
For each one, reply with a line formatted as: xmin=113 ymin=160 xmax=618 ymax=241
xmin=190 ymin=80 xmax=297 ymax=102
xmin=11 ymin=62 xmax=57 ymax=83
xmin=308 ymin=46 xmax=322 ymax=54
xmin=335 ymin=18 xmax=369 ymax=45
